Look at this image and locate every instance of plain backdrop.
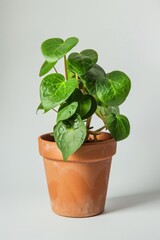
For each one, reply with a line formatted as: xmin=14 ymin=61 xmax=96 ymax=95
xmin=1 ymin=0 xmax=160 ymax=239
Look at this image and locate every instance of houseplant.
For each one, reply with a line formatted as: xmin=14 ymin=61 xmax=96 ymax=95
xmin=38 ymin=37 xmax=131 ymax=217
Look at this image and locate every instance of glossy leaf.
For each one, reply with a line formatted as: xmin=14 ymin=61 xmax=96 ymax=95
xmin=39 ymin=60 xmax=57 ymax=77
xmin=107 ymin=113 xmax=130 ymax=141
xmin=96 ymin=105 xmax=120 ymax=118
xmin=76 ymin=94 xmax=97 ymax=119
xmin=76 ymin=94 xmax=91 ymax=118
xmin=67 ymin=69 xmax=75 ymax=79
xmin=58 ymin=102 xmax=69 ymax=112
xmin=40 ymin=73 xmax=78 ymax=112
xmin=67 ymin=59 xmax=76 ymax=75
xmin=96 ymin=71 xmax=131 ymax=106
xmin=41 ymin=37 xmax=79 ymax=62
xmin=96 ymin=105 xmax=120 ymax=127
xmin=107 ymin=105 xmax=120 ymax=115
xmin=82 ymin=95 xmax=97 ymax=119
xmin=82 ymin=64 xmax=106 ymax=95
xmin=57 ymin=102 xmax=78 ymax=123
xmin=68 ymin=49 xmax=98 ymax=75
xmin=54 ymin=114 xmax=87 ymax=160
xmin=67 ymin=88 xmax=83 ymax=103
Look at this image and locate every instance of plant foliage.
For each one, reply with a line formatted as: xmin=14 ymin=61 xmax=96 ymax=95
xmin=38 ymin=37 xmax=131 ymax=160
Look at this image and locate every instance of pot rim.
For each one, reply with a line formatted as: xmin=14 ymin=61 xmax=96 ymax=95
xmin=38 ymin=132 xmax=115 ymax=146
xmin=38 ymin=132 xmax=117 ymax=162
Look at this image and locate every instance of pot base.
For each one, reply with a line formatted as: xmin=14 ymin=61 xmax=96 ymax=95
xmin=52 ymin=208 xmax=104 ymax=218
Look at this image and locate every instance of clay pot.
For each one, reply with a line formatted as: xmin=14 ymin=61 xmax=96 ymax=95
xmin=38 ymin=132 xmax=116 ymax=218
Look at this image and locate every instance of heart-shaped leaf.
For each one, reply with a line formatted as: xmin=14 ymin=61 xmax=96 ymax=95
xmin=82 ymin=64 xmax=106 ymax=95
xmin=57 ymin=102 xmax=78 ymax=123
xmin=54 ymin=114 xmax=87 ymax=160
xmin=96 ymin=71 xmax=131 ymax=106
xmin=107 ymin=113 xmax=130 ymax=141
xmin=41 ymin=37 xmax=79 ymax=62
xmin=39 ymin=60 xmax=57 ymax=77
xmin=68 ymin=49 xmax=98 ymax=75
xmin=40 ymin=73 xmax=78 ymax=112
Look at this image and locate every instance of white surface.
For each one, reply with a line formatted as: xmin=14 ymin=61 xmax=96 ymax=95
xmin=1 ymin=191 xmax=160 ymax=240
xmin=1 ymin=0 xmax=160 ymax=239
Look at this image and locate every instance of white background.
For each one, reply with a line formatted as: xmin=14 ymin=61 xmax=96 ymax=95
xmin=1 ymin=0 xmax=160 ymax=239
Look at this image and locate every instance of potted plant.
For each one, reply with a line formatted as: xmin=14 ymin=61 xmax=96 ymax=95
xmin=38 ymin=37 xmax=131 ymax=217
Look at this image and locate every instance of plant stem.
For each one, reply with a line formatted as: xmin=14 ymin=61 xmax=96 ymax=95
xmin=88 ymin=130 xmax=101 ymax=135
xmin=86 ymin=126 xmax=105 ymax=142
xmin=54 ymin=67 xmax=58 ymax=73
xmin=52 ymin=108 xmax=58 ymax=113
xmin=86 ymin=116 xmax=92 ymax=130
xmin=85 ymin=116 xmax=92 ymax=141
xmin=64 ymin=55 xmax=68 ymax=80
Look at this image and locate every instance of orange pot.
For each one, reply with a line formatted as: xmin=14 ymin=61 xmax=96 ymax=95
xmin=38 ymin=132 xmax=116 ymax=218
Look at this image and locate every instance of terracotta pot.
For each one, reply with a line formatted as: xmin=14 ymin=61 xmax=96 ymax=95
xmin=38 ymin=132 xmax=116 ymax=218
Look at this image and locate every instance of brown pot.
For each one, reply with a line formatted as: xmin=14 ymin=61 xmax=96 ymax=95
xmin=38 ymin=132 xmax=116 ymax=218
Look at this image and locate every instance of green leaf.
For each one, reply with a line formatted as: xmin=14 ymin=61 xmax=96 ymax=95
xmin=68 ymin=49 xmax=98 ymax=75
xmin=96 ymin=105 xmax=120 ymax=117
xmin=41 ymin=37 xmax=79 ymax=62
xmin=39 ymin=60 xmax=57 ymax=77
xmin=82 ymin=95 xmax=97 ymax=119
xmin=107 ymin=113 xmax=130 ymax=141
xmin=58 ymin=102 xmax=69 ymax=112
xmin=76 ymin=94 xmax=91 ymax=118
xmin=82 ymin=64 xmax=106 ymax=95
xmin=96 ymin=105 xmax=120 ymax=127
xmin=96 ymin=71 xmax=131 ymax=106
xmin=54 ymin=114 xmax=87 ymax=160
xmin=36 ymin=103 xmax=44 ymax=114
xmin=76 ymin=94 xmax=97 ymax=119
xmin=67 ymin=69 xmax=75 ymax=79
xmin=57 ymin=102 xmax=78 ymax=123
xmin=67 ymin=88 xmax=83 ymax=103
xmin=67 ymin=59 xmax=76 ymax=74
xmin=107 ymin=105 xmax=120 ymax=115
xmin=40 ymin=73 xmax=78 ymax=112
